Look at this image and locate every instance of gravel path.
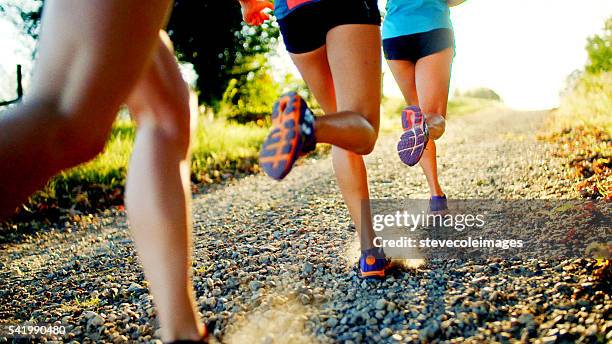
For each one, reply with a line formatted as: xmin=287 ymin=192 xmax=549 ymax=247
xmin=1 ymin=107 xmax=610 ymax=343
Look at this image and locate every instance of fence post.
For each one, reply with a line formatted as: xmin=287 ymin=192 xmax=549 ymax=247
xmin=0 ymin=64 xmax=24 ymax=107
xmin=16 ymin=64 xmax=23 ymax=99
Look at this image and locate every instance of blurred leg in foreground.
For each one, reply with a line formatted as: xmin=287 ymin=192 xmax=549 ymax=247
xmin=0 ymin=1 xmax=205 ymax=342
xmin=125 ymin=31 xmax=204 ymax=342
xmin=0 ymin=0 xmax=169 ymax=217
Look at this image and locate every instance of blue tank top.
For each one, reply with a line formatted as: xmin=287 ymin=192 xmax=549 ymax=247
xmin=382 ymin=0 xmax=452 ymax=40
xmin=274 ymin=0 xmax=321 ymax=20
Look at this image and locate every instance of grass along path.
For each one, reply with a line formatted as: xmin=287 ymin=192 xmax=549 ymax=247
xmin=538 ymin=72 xmax=611 ymax=199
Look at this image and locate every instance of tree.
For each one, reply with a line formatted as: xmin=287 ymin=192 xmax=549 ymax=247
xmin=167 ymin=1 xmax=279 ymax=106
xmin=0 ymin=0 xmax=42 ymax=40
xmin=218 ymin=54 xmax=281 ymax=123
xmin=585 ymin=17 xmax=612 ymax=75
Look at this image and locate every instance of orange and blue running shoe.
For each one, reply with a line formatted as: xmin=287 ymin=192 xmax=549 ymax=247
xmin=397 ymin=105 xmax=429 ymax=166
xmin=359 ymin=248 xmax=390 ymax=279
xmin=259 ymin=92 xmax=316 ymax=180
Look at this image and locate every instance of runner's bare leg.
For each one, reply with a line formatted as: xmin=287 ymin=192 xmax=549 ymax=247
xmin=125 ymin=31 xmax=204 ymax=342
xmin=0 ymin=1 xmax=205 ymax=341
xmin=0 ymin=0 xmax=172 ymax=217
xmin=289 ymin=24 xmax=382 ymax=250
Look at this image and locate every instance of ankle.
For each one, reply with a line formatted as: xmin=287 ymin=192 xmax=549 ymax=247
xmin=162 ymin=325 xmax=206 ymax=343
xmin=360 ymin=241 xmax=375 ymax=251
xmin=301 ymin=110 xmax=317 ymax=153
xmin=158 ymin=299 xmax=205 ymax=342
xmin=361 ymin=246 xmax=385 ymax=259
xmin=431 ymin=192 xmax=445 ymax=198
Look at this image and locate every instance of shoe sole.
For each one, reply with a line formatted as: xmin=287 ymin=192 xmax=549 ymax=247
xmin=359 ymin=270 xmax=386 ymax=279
xmin=397 ymin=109 xmax=429 ymax=166
xmin=259 ymin=93 xmax=304 ymax=180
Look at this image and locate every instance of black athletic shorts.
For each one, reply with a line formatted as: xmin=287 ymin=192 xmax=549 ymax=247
xmin=383 ymin=28 xmax=455 ymax=63
xmin=278 ymin=0 xmax=381 ymax=54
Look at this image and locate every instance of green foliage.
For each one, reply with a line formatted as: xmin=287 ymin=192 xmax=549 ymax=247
xmin=457 ymin=87 xmax=502 ymax=101
xmin=558 ymin=72 xmax=612 ymax=135
xmin=14 ymin=120 xmax=135 ymax=224
xmin=585 ymin=17 xmax=612 ymax=75
xmin=191 ymin=119 xmax=267 ymax=183
xmin=218 ymin=56 xmax=281 ymax=123
xmin=167 ymin=0 xmax=280 ymax=105
xmin=559 ymin=16 xmax=612 ymax=135
xmin=280 ymin=74 xmax=322 ymax=114
xmin=217 ymin=69 xmax=325 ymax=123
xmin=544 ymin=15 xmax=612 ymax=200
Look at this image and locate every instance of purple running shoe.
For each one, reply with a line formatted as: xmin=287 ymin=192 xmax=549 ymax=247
xmin=397 ymin=106 xmax=429 ymax=166
xmin=429 ymin=195 xmax=448 ymax=213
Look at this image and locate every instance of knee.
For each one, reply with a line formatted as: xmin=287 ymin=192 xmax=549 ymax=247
xmin=136 ymin=96 xmax=192 ymax=155
xmin=419 ymin=105 xmax=446 ymax=140
xmin=162 ymin=93 xmax=193 ymax=154
xmin=355 ymin=129 xmax=377 ymax=155
xmin=354 ymin=112 xmax=379 ymax=155
xmin=161 ymin=111 xmax=192 ymax=155
xmin=46 ymin=101 xmax=113 ymax=167
xmin=128 ymin=84 xmax=193 ymax=156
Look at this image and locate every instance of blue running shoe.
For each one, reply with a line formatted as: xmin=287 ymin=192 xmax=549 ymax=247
xmin=359 ymin=248 xmax=390 ymax=279
xmin=429 ymin=195 xmax=448 ymax=213
xmin=397 ymin=106 xmax=429 ymax=166
xmin=259 ymin=92 xmax=316 ymax=180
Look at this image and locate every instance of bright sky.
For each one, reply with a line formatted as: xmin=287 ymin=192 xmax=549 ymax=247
xmin=446 ymin=0 xmax=612 ymax=109
xmin=1 ymin=0 xmax=611 ymax=109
